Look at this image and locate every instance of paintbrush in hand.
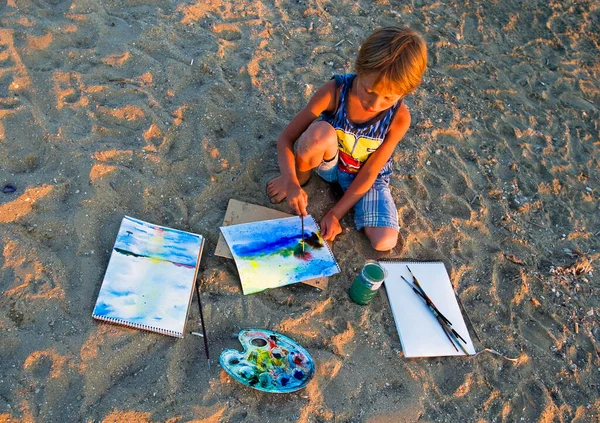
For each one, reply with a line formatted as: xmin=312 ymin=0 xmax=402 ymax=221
xmin=301 ymin=215 xmax=305 ymax=256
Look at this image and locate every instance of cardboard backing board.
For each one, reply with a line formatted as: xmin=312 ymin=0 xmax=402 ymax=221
xmin=215 ymin=199 xmax=328 ymax=290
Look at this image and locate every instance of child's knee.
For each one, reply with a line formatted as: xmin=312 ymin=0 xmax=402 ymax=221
xmin=371 ymin=236 xmax=397 ymax=252
xmin=297 ymin=121 xmax=337 ymax=153
xmin=365 ymin=227 xmax=398 ymax=251
xmin=309 ymin=121 xmax=336 ymax=141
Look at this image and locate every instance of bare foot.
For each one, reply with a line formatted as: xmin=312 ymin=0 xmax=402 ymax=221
xmin=266 ymin=172 xmax=311 ymax=204
xmin=266 ymin=175 xmax=288 ymax=204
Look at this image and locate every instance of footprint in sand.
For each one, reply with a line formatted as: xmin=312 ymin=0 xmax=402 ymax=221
xmin=519 ymin=318 xmax=557 ymax=353
xmin=21 ymin=348 xmax=82 ymax=420
xmin=421 ymin=172 xmax=444 ymax=199
xmin=439 ymin=194 xmax=472 ymax=220
xmin=213 ymin=24 xmax=243 ymax=42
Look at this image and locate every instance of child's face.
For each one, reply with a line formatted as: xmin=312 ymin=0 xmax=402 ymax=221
xmin=356 ymin=73 xmax=403 ymax=113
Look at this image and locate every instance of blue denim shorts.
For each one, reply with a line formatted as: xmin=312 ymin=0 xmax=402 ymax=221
xmin=317 ymin=153 xmax=399 ymax=231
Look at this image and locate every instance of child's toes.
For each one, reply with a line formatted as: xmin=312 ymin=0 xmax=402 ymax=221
xmin=266 ymin=180 xmax=276 ymax=196
xmin=266 ymin=176 xmax=287 ymax=203
xmin=266 ymin=182 xmax=277 ymax=198
xmin=269 ymin=191 xmax=287 ymax=204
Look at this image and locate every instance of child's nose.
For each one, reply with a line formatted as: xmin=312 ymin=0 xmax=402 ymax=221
xmin=369 ymin=95 xmax=385 ymax=110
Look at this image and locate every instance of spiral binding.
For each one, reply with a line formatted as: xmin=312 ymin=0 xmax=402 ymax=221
xmin=308 ymin=214 xmax=342 ymax=274
xmin=378 ymin=259 xmax=443 ymax=264
xmin=92 ymin=314 xmax=183 ymax=338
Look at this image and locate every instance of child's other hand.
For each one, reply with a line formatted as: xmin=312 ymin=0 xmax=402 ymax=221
xmin=321 ymin=212 xmax=342 ymax=241
xmin=287 ymin=182 xmax=308 ymax=217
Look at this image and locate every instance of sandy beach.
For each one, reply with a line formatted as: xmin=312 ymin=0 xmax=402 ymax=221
xmin=1 ymin=0 xmax=599 ymax=421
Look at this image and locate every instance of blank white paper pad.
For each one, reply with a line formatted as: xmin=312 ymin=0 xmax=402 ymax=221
xmin=381 ymin=261 xmax=476 ymax=358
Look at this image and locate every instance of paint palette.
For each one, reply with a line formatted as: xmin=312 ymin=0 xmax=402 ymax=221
xmin=220 ymin=329 xmax=315 ymax=393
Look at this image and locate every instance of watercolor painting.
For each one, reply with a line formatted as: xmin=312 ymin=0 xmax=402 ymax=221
xmin=220 ymin=215 xmax=340 ymax=295
xmin=92 ymin=216 xmax=204 ymax=337
xmin=220 ymin=329 xmax=315 ymax=393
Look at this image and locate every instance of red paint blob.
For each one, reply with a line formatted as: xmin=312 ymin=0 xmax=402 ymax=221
xmin=294 ymin=250 xmax=312 ymax=261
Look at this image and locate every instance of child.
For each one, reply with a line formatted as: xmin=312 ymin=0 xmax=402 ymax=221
xmin=267 ymin=27 xmax=427 ymax=251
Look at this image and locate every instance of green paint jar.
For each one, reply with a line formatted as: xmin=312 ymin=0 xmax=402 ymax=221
xmin=348 ymin=261 xmax=387 ymax=305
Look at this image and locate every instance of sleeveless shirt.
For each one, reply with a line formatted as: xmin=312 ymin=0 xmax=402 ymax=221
xmin=321 ymin=74 xmax=402 ymax=174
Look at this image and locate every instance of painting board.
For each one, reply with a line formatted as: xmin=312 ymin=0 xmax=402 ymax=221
xmin=215 ymin=199 xmax=328 ymax=289
xmin=92 ymin=216 xmax=204 ymax=338
xmin=220 ymin=215 xmax=339 ymax=295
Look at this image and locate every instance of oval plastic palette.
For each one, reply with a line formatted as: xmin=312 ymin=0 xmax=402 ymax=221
xmin=219 ymin=329 xmax=315 ymax=393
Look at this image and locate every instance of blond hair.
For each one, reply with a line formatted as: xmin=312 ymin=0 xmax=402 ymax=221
xmin=355 ymin=27 xmax=427 ymax=96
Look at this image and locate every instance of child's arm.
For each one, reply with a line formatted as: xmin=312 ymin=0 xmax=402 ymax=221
xmin=275 ymin=80 xmax=337 ymax=216
xmin=321 ymin=104 xmax=411 ymax=241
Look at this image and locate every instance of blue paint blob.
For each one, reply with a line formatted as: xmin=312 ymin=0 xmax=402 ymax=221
xmin=1 ymin=184 xmax=16 ymax=194
xmin=92 ymin=301 xmax=114 ymax=317
xmin=238 ymin=366 xmax=254 ymax=380
xmin=231 ymin=234 xmax=300 ymax=257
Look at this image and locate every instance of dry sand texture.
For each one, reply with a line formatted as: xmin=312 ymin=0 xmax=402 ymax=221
xmin=1 ymin=0 xmax=599 ymax=422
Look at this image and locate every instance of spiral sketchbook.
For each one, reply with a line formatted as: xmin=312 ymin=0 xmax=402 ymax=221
xmin=220 ymin=215 xmax=340 ymax=295
xmin=92 ymin=216 xmax=204 ymax=338
xmin=380 ymin=261 xmax=476 ymax=358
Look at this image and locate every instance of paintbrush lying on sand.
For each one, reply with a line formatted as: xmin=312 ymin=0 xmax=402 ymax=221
xmin=195 ymin=280 xmax=210 ymax=369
